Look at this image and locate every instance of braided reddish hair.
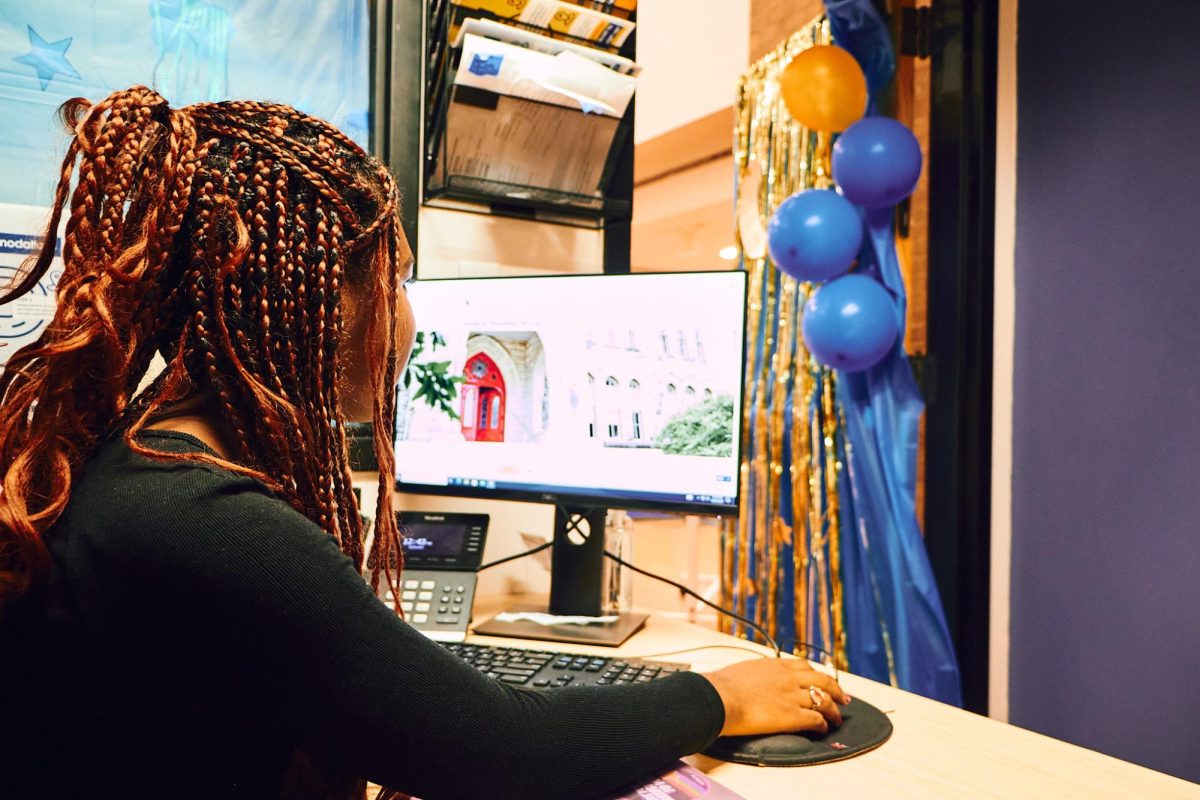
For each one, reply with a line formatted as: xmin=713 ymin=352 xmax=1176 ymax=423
xmin=0 ymin=86 xmax=406 ymax=617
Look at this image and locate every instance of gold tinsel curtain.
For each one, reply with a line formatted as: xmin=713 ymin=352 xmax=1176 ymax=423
xmin=720 ymin=19 xmax=852 ymax=669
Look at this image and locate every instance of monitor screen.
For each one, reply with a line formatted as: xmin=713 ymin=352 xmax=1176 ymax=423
xmin=394 ymin=272 xmax=746 ymax=513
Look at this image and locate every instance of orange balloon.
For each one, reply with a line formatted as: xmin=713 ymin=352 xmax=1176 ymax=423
xmin=779 ymin=45 xmax=868 ymax=132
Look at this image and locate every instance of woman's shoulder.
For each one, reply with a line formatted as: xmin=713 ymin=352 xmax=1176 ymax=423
xmin=62 ymin=431 xmax=322 ymax=574
xmin=75 ymin=429 xmax=276 ymax=517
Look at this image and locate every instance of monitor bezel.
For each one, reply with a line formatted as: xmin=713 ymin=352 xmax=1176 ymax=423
xmin=393 ymin=269 xmax=749 ymax=517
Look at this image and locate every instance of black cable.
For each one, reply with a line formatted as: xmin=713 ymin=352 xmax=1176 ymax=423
xmin=604 ymin=549 xmax=784 ymax=658
xmin=604 ymin=551 xmax=840 ymax=675
xmin=473 ymin=542 xmax=837 ymax=667
xmin=476 ymin=541 xmax=551 ymax=572
xmin=624 ymin=644 xmax=777 ymax=661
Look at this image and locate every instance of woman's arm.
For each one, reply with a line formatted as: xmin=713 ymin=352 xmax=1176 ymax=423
xmin=87 ymin=468 xmax=723 ymax=800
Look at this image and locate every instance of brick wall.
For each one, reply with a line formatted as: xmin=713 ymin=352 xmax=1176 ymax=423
xmin=750 ymin=0 xmax=825 ymax=61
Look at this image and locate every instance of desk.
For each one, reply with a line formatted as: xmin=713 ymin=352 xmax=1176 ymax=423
xmin=465 ymin=605 xmax=1199 ymax=799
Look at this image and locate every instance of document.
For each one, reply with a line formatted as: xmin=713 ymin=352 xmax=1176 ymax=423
xmin=578 ymin=0 xmax=637 ymax=20
xmin=456 ymin=17 xmax=640 ymax=76
xmin=451 ymin=0 xmax=635 ymax=48
xmin=455 ymin=33 xmax=636 ymax=117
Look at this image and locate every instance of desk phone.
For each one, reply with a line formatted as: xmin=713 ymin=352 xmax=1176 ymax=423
xmin=393 ymin=511 xmax=488 ymax=642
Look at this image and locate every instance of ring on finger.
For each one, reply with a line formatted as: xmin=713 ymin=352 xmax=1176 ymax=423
xmin=807 ymin=685 xmax=826 ymax=710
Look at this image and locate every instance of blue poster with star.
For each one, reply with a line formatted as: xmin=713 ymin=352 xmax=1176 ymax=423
xmin=0 ymin=0 xmax=370 ymax=208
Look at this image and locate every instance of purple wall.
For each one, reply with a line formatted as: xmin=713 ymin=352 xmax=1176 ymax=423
xmin=1011 ymin=0 xmax=1200 ymax=782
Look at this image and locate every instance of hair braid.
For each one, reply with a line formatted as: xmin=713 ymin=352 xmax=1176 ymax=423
xmin=95 ymin=101 xmax=156 ymax=262
xmin=122 ymin=105 xmax=201 ymax=401
xmin=249 ymin=157 xmax=288 ymax=400
xmin=288 ymin=198 xmax=321 ymax=430
xmin=193 ymin=107 xmax=361 ymax=191
xmin=0 ymin=86 xmax=211 ymax=600
xmin=1 ymin=96 xmax=410 ymax=797
xmin=65 ymin=88 xmax=149 ymax=266
xmin=309 ymin=200 xmax=337 ymax=533
xmin=323 ymin=210 xmax=360 ymax=562
xmin=194 ymin=99 xmax=366 ymax=159
xmin=361 ymin=204 xmax=404 ymax=597
xmin=192 ymin=119 xmax=361 ymax=231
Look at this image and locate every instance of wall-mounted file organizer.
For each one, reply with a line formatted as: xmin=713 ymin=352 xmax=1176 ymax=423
xmin=422 ymin=0 xmax=639 ymax=229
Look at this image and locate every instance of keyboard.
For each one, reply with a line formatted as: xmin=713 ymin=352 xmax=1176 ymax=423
xmin=442 ymin=642 xmax=688 ymax=689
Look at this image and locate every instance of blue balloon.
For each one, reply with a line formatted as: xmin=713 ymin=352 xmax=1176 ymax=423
xmin=832 ymin=117 xmax=922 ymax=209
xmin=766 ymin=189 xmax=863 ymax=283
xmin=802 ymin=274 xmax=899 ymax=372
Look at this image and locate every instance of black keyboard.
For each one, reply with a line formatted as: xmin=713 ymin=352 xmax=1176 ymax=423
xmin=442 ymin=642 xmax=687 ymax=689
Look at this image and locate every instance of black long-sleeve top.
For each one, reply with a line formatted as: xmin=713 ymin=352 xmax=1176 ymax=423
xmin=0 ymin=431 xmax=724 ymax=799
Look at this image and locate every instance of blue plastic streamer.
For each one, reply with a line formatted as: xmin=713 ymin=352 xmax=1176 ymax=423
xmin=838 ymin=208 xmax=963 ymax=704
xmin=824 ymin=0 xmax=963 ymax=704
xmin=824 ymin=0 xmax=896 ymax=114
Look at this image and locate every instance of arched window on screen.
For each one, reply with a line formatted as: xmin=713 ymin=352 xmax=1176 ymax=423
xmin=587 ymin=373 xmax=596 ymax=438
xmin=489 ymin=395 xmax=501 ymax=429
xmin=629 ymin=379 xmax=642 ymax=440
xmin=604 ymin=376 xmax=621 ymax=439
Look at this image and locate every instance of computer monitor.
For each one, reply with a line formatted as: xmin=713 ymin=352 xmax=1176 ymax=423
xmin=394 ymin=271 xmax=747 ymax=643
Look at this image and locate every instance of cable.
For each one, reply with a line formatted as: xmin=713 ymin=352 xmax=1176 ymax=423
xmin=604 ymin=549 xmax=783 ymax=658
xmin=476 ymin=541 xmax=551 ymax=572
xmin=472 ymin=542 xmax=836 ymax=668
xmin=624 ymin=644 xmax=776 ymax=662
xmin=605 ymin=551 xmax=840 ymax=675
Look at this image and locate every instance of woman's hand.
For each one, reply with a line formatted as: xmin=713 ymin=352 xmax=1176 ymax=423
xmin=701 ymin=658 xmax=850 ymax=737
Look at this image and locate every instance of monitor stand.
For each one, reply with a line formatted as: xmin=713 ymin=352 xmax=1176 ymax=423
xmin=472 ymin=505 xmax=649 ymax=646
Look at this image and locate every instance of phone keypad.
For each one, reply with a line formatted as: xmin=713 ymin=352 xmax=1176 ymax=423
xmin=396 ymin=570 xmax=476 ymax=637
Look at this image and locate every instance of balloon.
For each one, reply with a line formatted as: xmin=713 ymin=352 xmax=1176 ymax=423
xmin=802 ymin=274 xmax=899 ymax=373
xmin=767 ymin=189 xmax=863 ymax=283
xmin=780 ymin=45 xmax=868 ymax=132
xmin=832 ymin=117 xmax=923 ymax=208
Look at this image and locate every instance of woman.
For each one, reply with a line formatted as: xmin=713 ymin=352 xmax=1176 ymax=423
xmin=0 ymin=87 xmax=847 ymax=800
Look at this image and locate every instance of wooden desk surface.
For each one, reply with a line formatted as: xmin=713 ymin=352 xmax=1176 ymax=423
xmin=466 ymin=605 xmax=1199 ymax=800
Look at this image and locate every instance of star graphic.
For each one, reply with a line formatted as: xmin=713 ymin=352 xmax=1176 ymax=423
xmin=13 ymin=25 xmax=82 ymax=91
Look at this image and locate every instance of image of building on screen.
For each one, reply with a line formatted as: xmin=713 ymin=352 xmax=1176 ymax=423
xmin=459 ymin=332 xmax=549 ymax=444
xmin=571 ymin=328 xmax=734 ymax=457
xmin=397 ymin=326 xmax=736 ymax=458
xmin=397 ymin=331 xmax=549 ymax=445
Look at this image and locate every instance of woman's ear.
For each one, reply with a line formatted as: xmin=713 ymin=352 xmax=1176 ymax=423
xmin=340 ymin=280 xmax=370 ymax=340
xmin=337 ymin=279 xmax=377 ymax=423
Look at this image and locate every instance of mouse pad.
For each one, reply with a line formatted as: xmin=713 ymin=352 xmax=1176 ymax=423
xmin=701 ymin=697 xmax=892 ymax=767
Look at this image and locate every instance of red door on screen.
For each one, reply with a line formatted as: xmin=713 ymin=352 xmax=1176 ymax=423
xmin=462 ymin=353 xmax=505 ymax=442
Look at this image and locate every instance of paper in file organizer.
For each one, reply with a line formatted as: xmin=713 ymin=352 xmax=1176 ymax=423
xmin=578 ymin=0 xmax=638 ymax=20
xmin=454 ymin=33 xmax=636 ymax=117
xmin=450 ymin=0 xmax=635 ymax=48
xmin=455 ymin=17 xmax=641 ymax=76
xmin=439 ymin=33 xmax=634 ymax=200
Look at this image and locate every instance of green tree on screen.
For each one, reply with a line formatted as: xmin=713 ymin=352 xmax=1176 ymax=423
xmin=655 ymin=395 xmax=736 ymax=457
